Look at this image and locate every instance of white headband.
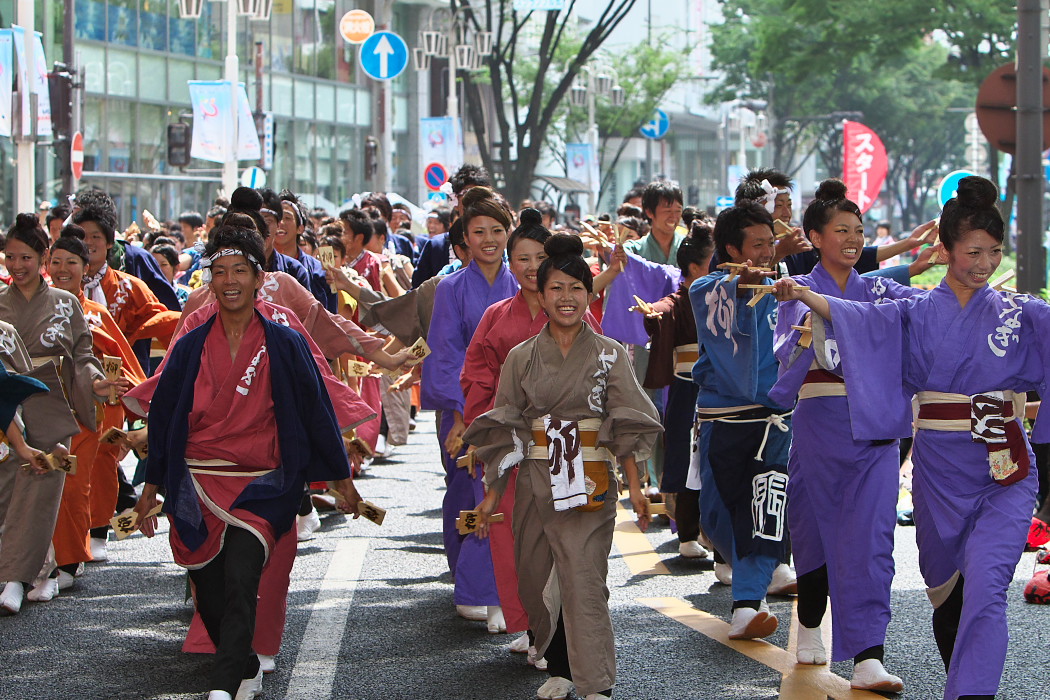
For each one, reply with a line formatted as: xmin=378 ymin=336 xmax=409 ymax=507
xmin=757 ymin=179 xmax=790 ymax=214
xmin=200 ymin=248 xmax=263 ymax=283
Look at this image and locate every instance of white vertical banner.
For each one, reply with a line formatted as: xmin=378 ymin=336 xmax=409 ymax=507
xmin=419 ymin=116 xmax=464 ymax=176
xmin=0 ymin=30 xmax=13 ymax=138
xmin=188 ymin=80 xmax=261 ymax=163
xmin=32 ymin=32 xmax=51 ymax=137
xmin=566 ymin=142 xmax=594 ymax=188
xmin=11 ymin=25 xmax=29 ymax=137
xmin=236 ymin=84 xmax=260 ymax=160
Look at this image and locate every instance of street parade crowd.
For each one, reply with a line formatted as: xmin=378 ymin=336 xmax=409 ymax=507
xmin=0 ymin=164 xmax=1049 ymax=700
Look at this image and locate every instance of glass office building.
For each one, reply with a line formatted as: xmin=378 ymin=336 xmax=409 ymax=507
xmin=0 ymin=0 xmax=424 ymax=226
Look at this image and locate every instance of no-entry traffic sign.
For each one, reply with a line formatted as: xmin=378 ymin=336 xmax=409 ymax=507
xmin=71 ymin=131 xmax=84 ymax=181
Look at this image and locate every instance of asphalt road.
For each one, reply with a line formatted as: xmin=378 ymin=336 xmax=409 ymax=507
xmin=1 ymin=413 xmax=1048 ymax=700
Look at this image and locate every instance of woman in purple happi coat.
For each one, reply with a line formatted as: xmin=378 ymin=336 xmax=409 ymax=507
xmin=421 ymin=186 xmax=519 ymax=631
xmin=769 ymin=179 xmax=939 ymax=692
xmin=773 ymin=176 xmax=1050 ymax=700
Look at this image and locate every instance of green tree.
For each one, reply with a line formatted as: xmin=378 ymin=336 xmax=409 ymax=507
xmin=455 ymin=0 xmax=642 ymax=205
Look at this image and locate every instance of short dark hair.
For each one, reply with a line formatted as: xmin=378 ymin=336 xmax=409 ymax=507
xmin=150 ymin=243 xmax=179 ymax=269
xmin=207 ymin=204 xmax=227 ymax=221
xmin=449 ymin=164 xmax=491 ymax=195
xmin=361 ymin=192 xmax=393 ymax=222
xmin=46 ymin=203 xmax=71 ymax=227
xmin=428 ymin=206 xmax=452 ymax=230
xmin=279 ymin=189 xmax=307 ymax=227
xmin=641 ymin=180 xmax=683 ymax=219
xmin=623 ymin=186 xmax=644 ymax=203
xmin=371 ymin=218 xmax=388 ymax=242
xmin=204 ymin=224 xmax=266 ymax=277
xmin=339 ymin=208 xmax=374 ymax=245
xmin=72 ymin=203 xmax=118 ymax=244
xmin=448 ymin=219 xmax=466 ymax=250
xmin=616 ymin=203 xmax=643 ymax=218
xmin=735 ymin=168 xmax=793 ymax=205
xmin=533 ymin=200 xmax=556 ymax=223
xmin=178 ymin=211 xmax=205 ymax=229
xmin=682 ymin=206 xmax=702 ymax=229
xmin=321 ymin=235 xmax=345 ymax=258
xmin=310 ymin=207 xmax=329 ymax=220
xmin=714 ymin=202 xmax=774 ymax=261
xmin=257 ymin=187 xmax=284 ymax=219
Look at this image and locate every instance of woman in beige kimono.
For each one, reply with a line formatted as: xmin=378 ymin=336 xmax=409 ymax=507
xmin=465 ymin=233 xmax=662 ymax=700
xmin=0 ymin=213 xmax=125 ymax=613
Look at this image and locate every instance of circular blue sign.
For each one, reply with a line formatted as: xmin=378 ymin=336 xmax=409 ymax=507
xmin=937 ymin=170 xmax=978 ymax=207
xmin=640 ymin=109 xmax=670 ymax=140
xmin=424 ymin=162 xmax=448 ymax=191
xmin=359 ymin=31 xmax=409 ymax=81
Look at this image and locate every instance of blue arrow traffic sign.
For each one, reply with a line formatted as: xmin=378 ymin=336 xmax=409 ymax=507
xmin=359 ymin=31 xmax=408 ymax=81
xmin=937 ymin=169 xmax=978 ymax=207
xmin=640 ymin=109 xmax=670 ymax=140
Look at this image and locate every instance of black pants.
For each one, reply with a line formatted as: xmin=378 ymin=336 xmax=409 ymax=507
xmin=676 ymin=488 xmax=701 ymax=543
xmin=188 ymin=527 xmax=265 ymax=694
xmin=544 ymin=612 xmax=613 ymax=698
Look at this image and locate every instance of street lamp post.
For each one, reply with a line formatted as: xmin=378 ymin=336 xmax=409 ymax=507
xmin=569 ymin=64 xmax=624 ymax=215
xmin=178 ymin=0 xmax=270 ymax=196
xmin=413 ymin=8 xmax=493 ymax=120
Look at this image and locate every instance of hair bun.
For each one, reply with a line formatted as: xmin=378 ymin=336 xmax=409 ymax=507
xmin=60 ymin=223 xmax=86 ymax=240
xmin=519 ymin=207 xmax=543 ymax=227
xmin=14 ymin=212 xmax=40 ymax=230
xmin=814 ymin=178 xmax=848 ymax=202
xmin=689 ymin=217 xmax=714 ymax=245
xmin=459 ymin=185 xmax=497 ymax=209
xmin=230 ymin=186 xmax=263 ymax=211
xmin=544 ymin=232 xmax=584 ymax=258
xmin=955 ymin=176 xmax=998 ymax=209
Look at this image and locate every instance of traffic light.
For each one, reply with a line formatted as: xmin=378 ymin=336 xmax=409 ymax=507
xmin=167 ymin=122 xmax=191 ymax=168
xmin=49 ymin=63 xmax=74 ymax=177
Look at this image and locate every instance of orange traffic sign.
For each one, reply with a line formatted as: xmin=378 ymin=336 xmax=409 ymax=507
xmin=340 ymin=9 xmax=375 ymax=45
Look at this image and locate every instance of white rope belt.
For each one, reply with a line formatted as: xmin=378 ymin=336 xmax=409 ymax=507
xmin=698 ymin=408 xmax=793 ymax=460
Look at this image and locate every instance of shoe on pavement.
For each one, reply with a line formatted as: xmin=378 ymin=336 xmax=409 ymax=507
xmin=509 ymin=633 xmax=530 ymax=653
xmin=679 ymin=540 xmax=710 ymax=559
xmin=728 ymin=602 xmax=778 ymax=640
xmin=90 ymin=537 xmax=109 ymax=562
xmin=796 ymin=625 xmax=827 ymax=665
xmin=767 ymin=563 xmax=798 ymax=595
xmin=57 ymin=569 xmax=77 ymax=591
xmin=535 ymin=676 xmax=574 ymax=700
xmin=714 ymin=562 xmax=733 ymax=586
xmin=235 ymin=665 xmax=263 ymax=700
xmin=259 ymin=654 xmax=276 ymax=674
xmin=456 ymin=604 xmax=487 ymax=621
xmin=27 ymin=577 xmax=59 ymax=602
xmin=206 ymin=692 xmax=232 ymax=700
xmin=528 ymin=647 xmax=548 ymax=671
xmin=487 ymin=605 xmax=507 ymax=633
xmin=296 ymin=509 xmax=321 ymax=542
xmin=850 ymin=659 xmax=904 ymax=693
xmin=374 ymin=434 xmax=387 ymax=458
xmin=0 ymin=581 xmax=24 ymax=615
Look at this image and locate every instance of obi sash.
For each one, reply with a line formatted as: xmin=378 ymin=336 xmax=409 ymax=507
xmin=916 ymin=390 xmax=1029 ymax=486
xmin=695 ymin=404 xmax=792 ymax=461
xmin=673 ymin=343 xmax=699 ymax=381
xmin=798 ymin=368 xmax=847 ymax=401
xmin=528 ymin=417 xmax=612 ymax=512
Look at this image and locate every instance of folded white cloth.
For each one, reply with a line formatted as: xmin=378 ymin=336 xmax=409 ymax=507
xmin=545 ymin=416 xmax=588 ymax=511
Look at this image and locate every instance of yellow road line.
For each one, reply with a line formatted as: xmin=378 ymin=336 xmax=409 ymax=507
xmin=612 ymin=502 xmax=670 ymax=576
xmin=639 ymin=597 xmax=886 ymax=700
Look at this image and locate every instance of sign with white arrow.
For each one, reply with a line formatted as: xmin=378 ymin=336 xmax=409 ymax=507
xmin=640 ymin=109 xmax=670 ymax=140
xmin=359 ymin=30 xmax=408 ymax=81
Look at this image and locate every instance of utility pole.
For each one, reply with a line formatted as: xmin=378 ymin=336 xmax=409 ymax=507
xmin=16 ymin=0 xmax=35 ymax=213
xmin=1016 ymin=0 xmax=1047 ymax=293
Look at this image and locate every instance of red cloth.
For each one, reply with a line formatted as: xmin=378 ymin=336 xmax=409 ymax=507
xmin=352 ymin=251 xmax=383 ymax=293
xmin=183 ymin=528 xmax=296 ymax=656
xmin=184 ymin=314 xmax=278 ymax=469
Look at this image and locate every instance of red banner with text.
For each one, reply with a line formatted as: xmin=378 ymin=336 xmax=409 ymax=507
xmin=842 ymin=121 xmax=888 ymax=214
